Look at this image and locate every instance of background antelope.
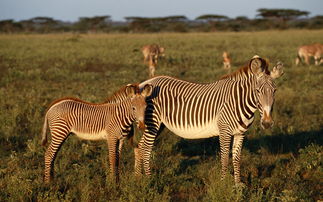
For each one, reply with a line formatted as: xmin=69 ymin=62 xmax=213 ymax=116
xmin=135 ymin=56 xmax=284 ymax=185
xmin=141 ymin=44 xmax=165 ymax=77
xmin=222 ymin=51 xmax=231 ymax=69
xmin=41 ymin=84 xmax=152 ymax=183
xmin=295 ymin=43 xmax=323 ymax=66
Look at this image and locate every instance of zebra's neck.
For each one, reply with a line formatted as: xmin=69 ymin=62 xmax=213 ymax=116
xmin=230 ymin=75 xmax=258 ymax=127
xmin=108 ymin=98 xmax=135 ymax=127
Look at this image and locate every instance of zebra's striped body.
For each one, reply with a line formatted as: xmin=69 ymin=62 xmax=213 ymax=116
xmin=136 ymin=56 xmax=283 ymax=184
xmin=41 ymin=84 xmax=152 ymax=183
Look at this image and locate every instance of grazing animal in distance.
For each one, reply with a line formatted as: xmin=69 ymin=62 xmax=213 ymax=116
xmin=135 ymin=56 xmax=284 ymax=185
xmin=148 ymin=60 xmax=156 ymax=78
xmin=141 ymin=44 xmax=165 ymax=77
xmin=222 ymin=51 xmax=231 ymax=69
xmin=41 ymin=84 xmax=153 ymax=183
xmin=295 ymin=43 xmax=323 ymax=66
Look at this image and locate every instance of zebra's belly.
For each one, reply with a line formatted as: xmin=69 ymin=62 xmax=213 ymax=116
xmin=163 ymin=121 xmax=219 ymax=139
xmin=71 ymin=129 xmax=107 ymax=141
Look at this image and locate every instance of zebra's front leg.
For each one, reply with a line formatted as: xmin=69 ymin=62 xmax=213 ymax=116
xmin=44 ymin=129 xmax=69 ymax=183
xmin=219 ymin=132 xmax=231 ymax=181
xmin=107 ymin=136 xmax=119 ymax=183
xmin=134 ymin=145 xmax=142 ymax=176
xmin=135 ymin=109 xmax=161 ymax=176
xmin=116 ymin=138 xmax=124 ymax=182
xmin=136 ymin=130 xmax=158 ymax=176
xmin=141 ymin=138 xmax=154 ymax=176
xmin=232 ymin=134 xmax=245 ymax=184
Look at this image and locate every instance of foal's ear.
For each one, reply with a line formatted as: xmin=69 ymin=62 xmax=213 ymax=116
xmin=141 ymin=84 xmax=153 ymax=97
xmin=250 ymin=55 xmax=268 ymax=76
xmin=125 ymin=84 xmax=136 ymax=97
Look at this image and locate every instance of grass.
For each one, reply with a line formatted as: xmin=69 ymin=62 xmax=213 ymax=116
xmin=0 ymin=30 xmax=322 ymax=201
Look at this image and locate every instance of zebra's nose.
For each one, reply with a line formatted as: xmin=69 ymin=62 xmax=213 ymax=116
xmin=261 ymin=119 xmax=273 ymax=129
xmin=261 ymin=110 xmax=273 ymax=129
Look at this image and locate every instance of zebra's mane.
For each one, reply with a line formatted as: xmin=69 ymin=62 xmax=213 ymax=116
xmin=220 ymin=58 xmax=270 ymax=80
xmin=46 ymin=84 xmax=140 ymax=111
xmin=50 ymin=97 xmax=105 ymax=106
xmin=45 ymin=97 xmax=108 ymax=113
xmin=105 ymin=83 xmax=140 ymax=103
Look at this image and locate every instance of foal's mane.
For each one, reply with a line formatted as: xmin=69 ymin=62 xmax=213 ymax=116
xmin=105 ymin=83 xmax=140 ymax=103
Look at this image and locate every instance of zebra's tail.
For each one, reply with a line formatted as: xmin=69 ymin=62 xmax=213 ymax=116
xmin=41 ymin=113 xmax=48 ymax=146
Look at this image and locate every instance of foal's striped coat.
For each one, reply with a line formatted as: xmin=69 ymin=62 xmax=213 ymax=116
xmin=41 ymin=84 xmax=152 ymax=183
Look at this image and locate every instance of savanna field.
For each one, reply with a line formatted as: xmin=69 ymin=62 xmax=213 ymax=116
xmin=0 ymin=30 xmax=322 ymax=201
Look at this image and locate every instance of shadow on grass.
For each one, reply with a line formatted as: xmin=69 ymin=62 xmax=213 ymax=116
xmin=174 ymin=137 xmax=220 ymax=158
xmin=244 ymin=128 xmax=323 ymax=154
xmin=172 ymin=128 xmax=322 ymax=177
xmin=174 ymin=128 xmax=322 ymax=158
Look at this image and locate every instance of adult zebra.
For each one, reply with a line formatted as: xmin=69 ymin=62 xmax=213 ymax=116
xmin=136 ymin=56 xmax=284 ymax=184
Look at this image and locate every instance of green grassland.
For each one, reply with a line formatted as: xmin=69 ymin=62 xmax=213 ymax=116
xmin=0 ymin=30 xmax=322 ymax=201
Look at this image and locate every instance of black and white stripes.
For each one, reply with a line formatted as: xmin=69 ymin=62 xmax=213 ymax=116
xmin=41 ymin=84 xmax=153 ymax=183
xmin=136 ymin=56 xmax=283 ymax=184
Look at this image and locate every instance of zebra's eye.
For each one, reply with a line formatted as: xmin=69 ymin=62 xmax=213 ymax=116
xmin=132 ymin=107 xmax=136 ymax=111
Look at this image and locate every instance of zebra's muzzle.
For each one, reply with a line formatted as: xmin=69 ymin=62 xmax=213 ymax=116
xmin=137 ymin=121 xmax=146 ymax=131
xmin=261 ymin=120 xmax=273 ymax=129
xmin=261 ymin=109 xmax=274 ymax=129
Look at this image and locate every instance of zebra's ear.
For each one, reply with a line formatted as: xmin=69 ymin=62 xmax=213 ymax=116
xmin=250 ymin=56 xmax=267 ymax=76
xmin=141 ymin=84 xmax=153 ymax=97
xmin=125 ymin=84 xmax=136 ymax=97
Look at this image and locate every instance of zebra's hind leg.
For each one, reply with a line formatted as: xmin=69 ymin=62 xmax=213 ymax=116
xmin=232 ymin=134 xmax=245 ymax=185
xmin=44 ymin=128 xmax=70 ymax=183
xmin=219 ymin=131 xmax=231 ymax=181
xmin=116 ymin=138 xmax=124 ymax=182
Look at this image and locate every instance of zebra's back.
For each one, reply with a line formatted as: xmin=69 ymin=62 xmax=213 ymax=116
xmin=140 ymin=76 xmax=234 ymax=139
xmin=46 ymin=98 xmax=112 ymax=140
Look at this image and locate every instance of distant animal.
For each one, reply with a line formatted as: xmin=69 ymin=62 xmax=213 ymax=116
xmin=148 ymin=60 xmax=156 ymax=78
xmin=141 ymin=44 xmax=165 ymax=77
xmin=41 ymin=84 xmax=153 ymax=183
xmin=222 ymin=51 xmax=231 ymax=69
xmin=142 ymin=44 xmax=165 ymax=65
xmin=295 ymin=43 xmax=323 ymax=66
xmin=135 ymin=56 xmax=284 ymax=185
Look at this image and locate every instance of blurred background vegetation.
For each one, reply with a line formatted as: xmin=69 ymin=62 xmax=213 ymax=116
xmin=0 ymin=30 xmax=322 ymax=201
xmin=1 ymin=8 xmax=323 ymax=33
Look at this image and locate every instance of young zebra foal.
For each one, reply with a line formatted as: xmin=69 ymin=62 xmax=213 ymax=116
xmin=41 ymin=84 xmax=153 ymax=183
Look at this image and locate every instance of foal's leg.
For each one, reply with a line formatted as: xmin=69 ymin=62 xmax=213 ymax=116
xmin=44 ymin=123 xmax=70 ymax=183
xmin=107 ymin=136 xmax=119 ymax=183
